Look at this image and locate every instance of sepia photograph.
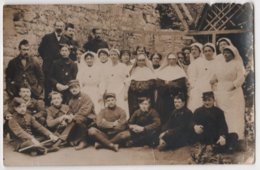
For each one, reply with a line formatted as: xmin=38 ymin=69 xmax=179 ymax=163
xmin=2 ymin=2 xmax=255 ymax=166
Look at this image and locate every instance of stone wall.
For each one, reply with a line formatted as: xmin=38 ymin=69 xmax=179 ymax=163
xmin=3 ymin=4 xmax=190 ymax=68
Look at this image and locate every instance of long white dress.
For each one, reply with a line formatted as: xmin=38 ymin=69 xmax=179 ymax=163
xmin=102 ymin=62 xmax=130 ymax=118
xmin=214 ymin=59 xmax=245 ymax=139
xmin=77 ymin=63 xmax=103 ymax=114
xmin=187 ymin=57 xmax=218 ymax=112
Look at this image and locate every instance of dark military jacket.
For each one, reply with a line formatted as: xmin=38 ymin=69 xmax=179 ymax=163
xmin=68 ymin=92 xmax=95 ymax=124
xmin=162 ymin=107 xmax=193 ymax=136
xmin=129 ymin=108 xmax=161 ymax=132
xmin=193 ymin=106 xmax=228 ymax=144
xmin=5 ymin=55 xmax=44 ymax=99
xmin=8 ymin=112 xmax=52 ymax=143
xmin=83 ymin=38 xmax=109 ymax=53
xmin=38 ymin=32 xmax=70 ymax=72
xmin=50 ymin=57 xmax=78 ymax=89
xmin=46 ymin=104 xmax=70 ymax=129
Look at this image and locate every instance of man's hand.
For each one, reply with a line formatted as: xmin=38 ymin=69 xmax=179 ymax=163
xmin=63 ymin=85 xmax=69 ymax=90
xmin=129 ymin=124 xmax=138 ymax=130
xmin=194 ymin=125 xmax=204 ymax=134
xmin=57 ymin=84 xmax=69 ymax=91
xmin=159 ymin=131 xmax=168 ymax=139
xmin=5 ymin=113 xmax=13 ymax=120
xmin=216 ymin=136 xmax=226 ymax=146
xmin=65 ymin=114 xmax=74 ymax=123
xmin=112 ymin=120 xmax=119 ymax=127
xmin=56 ymin=83 xmax=66 ymax=91
xmin=31 ymin=138 xmax=41 ymax=146
xmin=58 ymin=115 xmax=66 ymax=123
xmin=132 ymin=125 xmax=144 ymax=133
xmin=49 ymin=134 xmax=59 ymax=142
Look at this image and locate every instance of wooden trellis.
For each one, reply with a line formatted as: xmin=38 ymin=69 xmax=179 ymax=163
xmin=121 ymin=3 xmax=253 ymax=48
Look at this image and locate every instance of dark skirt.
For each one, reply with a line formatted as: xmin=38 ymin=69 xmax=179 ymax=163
xmin=155 ymin=77 xmax=187 ymax=124
xmin=128 ymin=79 xmax=156 ymax=116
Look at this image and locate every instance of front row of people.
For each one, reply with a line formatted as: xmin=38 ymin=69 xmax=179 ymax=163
xmin=5 ymin=79 xmax=239 ymax=156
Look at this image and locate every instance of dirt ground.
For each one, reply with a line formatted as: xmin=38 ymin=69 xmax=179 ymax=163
xmin=3 ymin=139 xmax=255 ymax=166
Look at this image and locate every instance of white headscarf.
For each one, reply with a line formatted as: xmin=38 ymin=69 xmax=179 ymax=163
xmin=97 ymin=48 xmax=112 ymax=66
xmin=216 ymin=37 xmax=234 ymax=49
xmin=223 ymin=45 xmax=243 ymax=64
xmin=156 ymin=53 xmax=187 ymax=81
xmin=78 ymin=51 xmax=98 ymax=68
xmin=190 ymin=42 xmax=204 ymax=63
xmin=203 ymin=42 xmax=217 ymax=60
xmin=129 ymin=53 xmax=156 ymax=81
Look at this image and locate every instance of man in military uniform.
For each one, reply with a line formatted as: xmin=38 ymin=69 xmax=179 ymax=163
xmin=88 ymin=93 xmax=127 ymax=152
xmin=115 ymin=97 xmax=161 ymax=147
xmin=158 ymin=93 xmax=193 ymax=151
xmin=18 ymin=84 xmax=46 ymax=125
xmin=6 ymin=39 xmax=44 ymax=100
xmin=67 ymin=80 xmax=96 ymax=150
xmin=8 ymin=97 xmax=59 ymax=155
xmin=192 ymin=91 xmax=239 ymax=153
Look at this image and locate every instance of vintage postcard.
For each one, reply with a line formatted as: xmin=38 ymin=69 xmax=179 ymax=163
xmin=2 ymin=3 xmax=255 ymax=166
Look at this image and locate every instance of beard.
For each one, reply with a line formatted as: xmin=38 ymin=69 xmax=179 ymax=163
xmin=56 ymin=28 xmax=62 ymax=34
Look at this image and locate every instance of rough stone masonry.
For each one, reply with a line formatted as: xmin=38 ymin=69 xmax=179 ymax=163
xmin=3 ymin=4 xmax=196 ymax=71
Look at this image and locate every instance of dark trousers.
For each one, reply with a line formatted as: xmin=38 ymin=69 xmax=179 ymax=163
xmin=44 ymin=73 xmax=52 ymax=106
xmin=54 ymin=122 xmax=76 ymax=142
xmin=162 ymin=132 xmax=189 ymax=149
xmin=68 ymin=118 xmax=95 ymax=143
xmin=193 ymin=132 xmax=239 ymax=153
xmin=130 ymin=130 xmax=159 ymax=147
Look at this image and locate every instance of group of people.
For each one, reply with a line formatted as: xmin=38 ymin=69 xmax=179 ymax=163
xmin=4 ymin=20 xmax=246 ymax=156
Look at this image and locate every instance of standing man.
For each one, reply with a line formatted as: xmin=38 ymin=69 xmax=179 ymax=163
xmin=182 ymin=46 xmax=191 ymax=65
xmin=64 ymin=23 xmax=79 ymax=61
xmin=6 ymin=39 xmax=44 ymax=100
xmin=38 ymin=20 xmax=70 ymax=103
xmin=83 ymin=28 xmax=109 ymax=53
xmin=49 ymin=44 xmax=78 ymax=104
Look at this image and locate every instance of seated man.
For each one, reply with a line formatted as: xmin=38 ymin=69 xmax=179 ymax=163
xmin=8 ymin=97 xmax=59 ymax=156
xmin=116 ymin=97 xmax=161 ymax=147
xmin=46 ymin=91 xmax=74 ymax=147
xmin=158 ymin=93 xmax=193 ymax=151
xmin=18 ymin=84 xmax=46 ymax=125
xmin=193 ymin=91 xmax=239 ymax=153
xmin=67 ymin=80 xmax=96 ymax=150
xmin=88 ymin=93 xmax=127 ymax=152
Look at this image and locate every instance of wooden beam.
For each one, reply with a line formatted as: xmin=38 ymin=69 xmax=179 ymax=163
xmin=172 ymin=4 xmax=189 ymax=31
xmin=180 ymin=4 xmax=194 ymax=23
xmin=186 ymin=29 xmax=252 ymax=36
xmin=212 ymin=33 xmax=216 ymax=44
xmin=122 ymin=28 xmax=252 ymax=37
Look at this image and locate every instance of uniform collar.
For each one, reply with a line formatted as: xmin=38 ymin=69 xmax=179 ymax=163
xmin=72 ymin=92 xmax=81 ymax=99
